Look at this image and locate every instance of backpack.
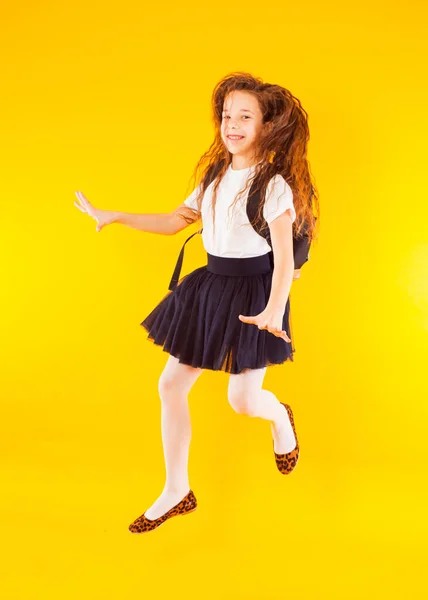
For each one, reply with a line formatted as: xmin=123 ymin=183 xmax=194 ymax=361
xmin=168 ymin=162 xmax=314 ymax=291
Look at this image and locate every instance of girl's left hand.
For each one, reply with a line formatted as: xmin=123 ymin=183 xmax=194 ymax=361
xmin=238 ymin=308 xmax=291 ymax=342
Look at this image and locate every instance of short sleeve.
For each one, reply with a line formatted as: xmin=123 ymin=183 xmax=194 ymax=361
xmin=183 ymin=183 xmax=202 ymax=211
xmin=263 ymin=175 xmax=296 ymax=225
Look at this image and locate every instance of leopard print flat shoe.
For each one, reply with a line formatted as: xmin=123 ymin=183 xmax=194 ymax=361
xmin=273 ymin=403 xmax=300 ymax=475
xmin=128 ymin=489 xmax=198 ymax=534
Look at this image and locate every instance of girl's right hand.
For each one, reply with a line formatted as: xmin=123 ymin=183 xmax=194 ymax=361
xmin=74 ymin=191 xmax=118 ymax=232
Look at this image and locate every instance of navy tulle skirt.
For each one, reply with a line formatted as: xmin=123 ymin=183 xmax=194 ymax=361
xmin=140 ymin=242 xmax=295 ymax=375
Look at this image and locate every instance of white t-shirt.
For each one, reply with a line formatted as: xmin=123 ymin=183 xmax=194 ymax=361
xmin=183 ymin=163 xmax=296 ymax=258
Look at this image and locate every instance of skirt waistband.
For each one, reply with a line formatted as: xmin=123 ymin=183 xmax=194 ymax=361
xmin=167 ymin=228 xmax=274 ymax=291
xmin=206 ymin=251 xmax=274 ymax=276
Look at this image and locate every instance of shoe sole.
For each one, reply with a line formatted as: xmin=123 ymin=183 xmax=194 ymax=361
xmin=128 ymin=505 xmax=198 ymax=534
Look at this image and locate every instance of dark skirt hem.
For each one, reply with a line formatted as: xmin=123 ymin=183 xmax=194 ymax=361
xmin=141 ymin=321 xmax=294 ymax=375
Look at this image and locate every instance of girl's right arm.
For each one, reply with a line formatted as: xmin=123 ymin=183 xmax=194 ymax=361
xmin=74 ymin=191 xmax=201 ymax=235
xmin=113 ymin=205 xmax=200 ymax=235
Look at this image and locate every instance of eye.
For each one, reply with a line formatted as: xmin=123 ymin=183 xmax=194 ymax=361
xmin=222 ymin=115 xmax=250 ymax=119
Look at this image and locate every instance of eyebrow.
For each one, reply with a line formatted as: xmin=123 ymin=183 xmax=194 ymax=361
xmin=222 ymin=109 xmax=255 ymax=115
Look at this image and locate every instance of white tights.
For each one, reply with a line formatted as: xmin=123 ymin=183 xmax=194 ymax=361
xmin=143 ymin=354 xmax=296 ymax=520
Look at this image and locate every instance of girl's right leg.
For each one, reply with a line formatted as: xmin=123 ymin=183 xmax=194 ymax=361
xmin=144 ymin=354 xmax=204 ymax=520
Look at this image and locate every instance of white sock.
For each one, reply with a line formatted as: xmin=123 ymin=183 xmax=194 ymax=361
xmin=248 ymin=388 xmax=297 ymax=453
xmin=160 ymin=393 xmax=192 ymax=494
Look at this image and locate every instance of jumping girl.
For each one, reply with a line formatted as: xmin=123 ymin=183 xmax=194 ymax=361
xmin=74 ymin=72 xmax=319 ymax=534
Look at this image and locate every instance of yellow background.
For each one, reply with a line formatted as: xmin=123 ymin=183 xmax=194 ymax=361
xmin=1 ymin=0 xmax=427 ymax=598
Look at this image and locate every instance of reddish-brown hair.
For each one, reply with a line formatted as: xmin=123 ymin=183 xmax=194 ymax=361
xmin=179 ymin=71 xmax=320 ymax=244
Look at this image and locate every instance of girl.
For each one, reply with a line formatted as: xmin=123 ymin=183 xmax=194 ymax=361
xmin=74 ymin=72 xmax=319 ymax=534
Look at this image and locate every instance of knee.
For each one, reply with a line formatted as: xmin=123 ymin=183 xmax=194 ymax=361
xmin=158 ymin=373 xmax=186 ymax=402
xmin=157 ymin=370 xmax=196 ymax=402
xmin=227 ymin=388 xmax=256 ymax=416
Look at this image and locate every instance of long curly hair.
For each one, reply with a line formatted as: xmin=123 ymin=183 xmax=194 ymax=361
xmin=179 ymin=71 xmax=320 ymax=244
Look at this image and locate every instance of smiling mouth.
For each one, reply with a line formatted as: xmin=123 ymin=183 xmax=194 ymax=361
xmin=227 ymin=135 xmax=245 ymax=140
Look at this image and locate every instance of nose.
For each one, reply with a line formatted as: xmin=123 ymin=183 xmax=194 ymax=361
xmin=225 ymin=116 xmax=240 ymax=128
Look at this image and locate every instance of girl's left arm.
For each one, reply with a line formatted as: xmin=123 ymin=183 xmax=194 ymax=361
xmin=238 ymin=209 xmax=294 ymax=340
xmin=265 ymin=209 xmax=295 ymax=313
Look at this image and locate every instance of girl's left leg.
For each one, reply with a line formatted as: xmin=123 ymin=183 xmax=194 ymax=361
xmin=227 ymin=367 xmax=297 ymax=454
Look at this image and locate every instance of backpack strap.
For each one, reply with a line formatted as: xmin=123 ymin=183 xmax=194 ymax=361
xmin=167 ymin=162 xmax=223 ymax=291
xmin=168 ymin=228 xmax=203 ymax=291
xmin=246 ymin=177 xmax=315 ymax=270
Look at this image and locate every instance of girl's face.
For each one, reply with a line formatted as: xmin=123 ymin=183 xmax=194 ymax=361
xmin=220 ymin=90 xmax=265 ymax=163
